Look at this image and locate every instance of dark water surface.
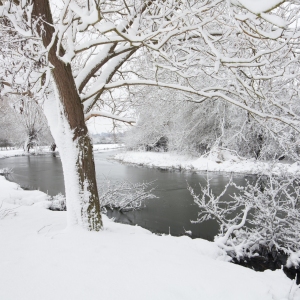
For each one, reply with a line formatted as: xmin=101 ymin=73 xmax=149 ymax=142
xmin=0 ymin=151 xmax=249 ymax=241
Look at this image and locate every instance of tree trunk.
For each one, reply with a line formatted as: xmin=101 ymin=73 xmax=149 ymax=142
xmin=33 ymin=0 xmax=102 ymax=230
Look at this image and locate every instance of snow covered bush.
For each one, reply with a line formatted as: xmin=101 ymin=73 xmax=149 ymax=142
xmin=0 ymin=168 xmax=13 ymax=176
xmin=48 ymin=193 xmax=67 ymax=211
xmin=0 ymin=97 xmax=53 ymax=150
xmin=48 ymin=181 xmax=156 ymax=213
xmin=99 ymin=180 xmax=156 ymax=212
xmin=188 ymin=173 xmax=300 ymax=267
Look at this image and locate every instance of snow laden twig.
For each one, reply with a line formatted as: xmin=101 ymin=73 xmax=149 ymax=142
xmin=188 ymin=177 xmax=255 ymax=259
xmin=0 ymin=202 xmax=17 ymax=220
xmin=189 ymin=172 xmax=300 ymax=265
xmin=48 ymin=180 xmax=156 ymax=213
xmin=99 ymin=180 xmax=157 ymax=212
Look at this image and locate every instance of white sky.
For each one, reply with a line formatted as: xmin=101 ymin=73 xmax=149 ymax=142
xmin=86 ymin=117 xmax=114 ymax=134
xmin=86 ymin=116 xmax=130 ymax=134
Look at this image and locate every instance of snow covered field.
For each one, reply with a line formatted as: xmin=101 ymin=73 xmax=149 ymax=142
xmin=0 ymin=144 xmax=123 ymax=159
xmin=0 ymin=148 xmax=31 ymax=159
xmin=114 ymin=150 xmax=300 ymax=175
xmin=93 ymin=143 xmax=124 ymax=152
xmin=0 ymin=175 xmax=299 ymax=300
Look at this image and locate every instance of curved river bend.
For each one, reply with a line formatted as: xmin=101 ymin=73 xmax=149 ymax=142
xmin=0 ymin=151 xmax=250 ymax=241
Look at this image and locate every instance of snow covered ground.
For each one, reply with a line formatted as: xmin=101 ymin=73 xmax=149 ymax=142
xmin=0 ymin=144 xmax=123 ymax=159
xmin=0 ymin=175 xmax=299 ymax=300
xmin=114 ymin=150 xmax=300 ymax=175
xmin=93 ymin=143 xmax=124 ymax=152
xmin=0 ymin=148 xmax=29 ymax=159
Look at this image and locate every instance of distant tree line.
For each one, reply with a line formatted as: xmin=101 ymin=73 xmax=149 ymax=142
xmin=91 ymin=132 xmax=125 ymax=145
xmin=125 ymin=86 xmax=300 ymax=161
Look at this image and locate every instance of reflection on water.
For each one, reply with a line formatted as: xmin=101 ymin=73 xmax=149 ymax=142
xmin=0 ymin=151 xmax=249 ymax=241
xmin=2 ymin=154 xmax=65 ymax=195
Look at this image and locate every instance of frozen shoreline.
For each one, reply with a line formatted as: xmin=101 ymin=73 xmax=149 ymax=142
xmin=0 ymin=174 xmax=298 ymax=300
xmin=114 ymin=150 xmax=300 ymax=175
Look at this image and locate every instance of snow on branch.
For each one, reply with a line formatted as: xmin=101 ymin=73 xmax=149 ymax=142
xmin=103 ymin=80 xmax=300 ymax=131
xmin=84 ymin=110 xmax=135 ymax=125
xmin=233 ymin=0 xmax=285 ymax=15
xmin=1 ymin=0 xmax=300 ymax=146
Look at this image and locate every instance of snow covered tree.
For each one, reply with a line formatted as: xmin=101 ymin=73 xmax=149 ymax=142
xmin=125 ymin=86 xmax=298 ymax=159
xmin=12 ymin=98 xmax=52 ymax=151
xmin=0 ymin=97 xmax=16 ymax=147
xmin=0 ymin=0 xmax=299 ymax=231
xmin=0 ymin=95 xmax=52 ymax=149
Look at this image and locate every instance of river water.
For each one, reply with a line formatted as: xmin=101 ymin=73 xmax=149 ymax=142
xmin=0 ymin=151 xmax=250 ymax=241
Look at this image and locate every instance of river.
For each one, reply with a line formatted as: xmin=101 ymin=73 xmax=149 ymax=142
xmin=0 ymin=150 xmax=250 ymax=241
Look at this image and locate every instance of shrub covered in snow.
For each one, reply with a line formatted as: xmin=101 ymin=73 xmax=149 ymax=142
xmin=0 ymin=168 xmax=13 ymax=176
xmin=48 ymin=193 xmax=67 ymax=211
xmin=48 ymin=181 xmax=156 ymax=212
xmin=99 ymin=180 xmax=156 ymax=212
xmin=189 ymin=173 xmax=300 ymax=268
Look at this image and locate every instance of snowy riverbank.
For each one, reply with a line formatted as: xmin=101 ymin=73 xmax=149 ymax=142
xmin=0 ymin=144 xmax=123 ymax=159
xmin=0 ymin=175 xmax=298 ymax=300
xmin=114 ymin=150 xmax=300 ymax=175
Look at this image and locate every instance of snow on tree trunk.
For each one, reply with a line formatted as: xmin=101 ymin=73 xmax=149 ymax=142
xmin=33 ymin=0 xmax=102 ymax=230
xmin=44 ymin=87 xmax=102 ymax=230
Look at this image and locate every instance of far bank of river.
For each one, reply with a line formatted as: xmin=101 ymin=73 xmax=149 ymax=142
xmin=114 ymin=150 xmax=300 ymax=175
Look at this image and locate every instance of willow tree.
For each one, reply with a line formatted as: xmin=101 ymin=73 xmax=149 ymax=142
xmin=0 ymin=0 xmax=299 ymax=230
